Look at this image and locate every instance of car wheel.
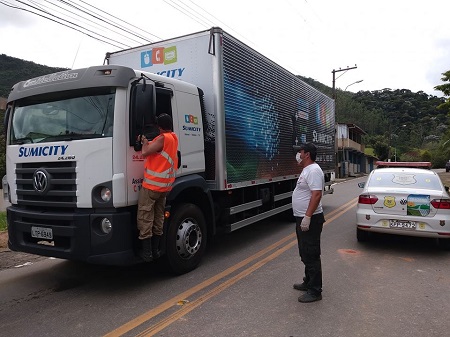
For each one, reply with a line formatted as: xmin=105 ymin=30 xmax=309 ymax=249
xmin=164 ymin=203 xmax=207 ymax=275
xmin=437 ymin=238 xmax=450 ymax=251
xmin=357 ymin=227 xmax=370 ymax=242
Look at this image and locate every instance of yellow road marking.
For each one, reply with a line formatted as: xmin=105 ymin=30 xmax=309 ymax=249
xmin=136 ymin=241 xmax=297 ymax=337
xmin=104 ymin=235 xmax=294 ymax=337
xmin=104 ymin=197 xmax=358 ymax=337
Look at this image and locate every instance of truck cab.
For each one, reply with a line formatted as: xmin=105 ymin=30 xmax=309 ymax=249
xmin=3 ymin=66 xmax=211 ymax=273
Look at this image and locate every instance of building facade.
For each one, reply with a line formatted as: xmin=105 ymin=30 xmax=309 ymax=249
xmin=336 ymin=123 xmax=377 ymax=177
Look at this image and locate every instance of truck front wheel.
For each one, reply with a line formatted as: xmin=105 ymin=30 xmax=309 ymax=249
xmin=165 ymin=203 xmax=207 ymax=274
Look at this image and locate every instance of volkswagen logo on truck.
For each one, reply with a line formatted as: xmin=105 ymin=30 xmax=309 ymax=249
xmin=33 ymin=169 xmax=50 ymax=194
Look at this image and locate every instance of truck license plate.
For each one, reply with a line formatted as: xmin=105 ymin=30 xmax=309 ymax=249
xmin=389 ymin=220 xmax=416 ymax=230
xmin=31 ymin=226 xmax=53 ymax=240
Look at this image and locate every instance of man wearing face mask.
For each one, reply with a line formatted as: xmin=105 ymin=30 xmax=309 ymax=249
xmin=292 ymin=142 xmax=325 ymax=303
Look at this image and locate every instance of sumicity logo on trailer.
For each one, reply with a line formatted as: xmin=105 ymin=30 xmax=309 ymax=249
xmin=141 ymin=46 xmax=177 ymax=68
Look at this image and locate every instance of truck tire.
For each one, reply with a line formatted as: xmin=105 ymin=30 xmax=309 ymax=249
xmin=165 ymin=203 xmax=207 ymax=274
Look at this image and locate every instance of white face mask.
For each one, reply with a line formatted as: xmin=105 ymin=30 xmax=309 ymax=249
xmin=296 ymin=152 xmax=302 ymax=163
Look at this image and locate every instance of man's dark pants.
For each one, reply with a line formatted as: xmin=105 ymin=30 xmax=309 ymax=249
xmin=295 ymin=213 xmax=325 ymax=296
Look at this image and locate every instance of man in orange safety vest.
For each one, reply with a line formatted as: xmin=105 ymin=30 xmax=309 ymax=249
xmin=137 ymin=113 xmax=179 ymax=262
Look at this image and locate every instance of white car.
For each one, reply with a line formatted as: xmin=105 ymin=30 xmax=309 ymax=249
xmin=356 ymin=165 xmax=450 ymax=249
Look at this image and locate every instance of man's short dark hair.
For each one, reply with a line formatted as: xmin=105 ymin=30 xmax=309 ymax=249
xmin=157 ymin=113 xmax=173 ymax=131
xmin=299 ymin=142 xmax=317 ymax=161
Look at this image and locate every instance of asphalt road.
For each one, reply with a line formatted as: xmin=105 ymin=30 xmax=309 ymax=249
xmin=0 ymin=177 xmax=449 ymax=337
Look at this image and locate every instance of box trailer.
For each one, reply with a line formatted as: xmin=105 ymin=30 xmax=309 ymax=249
xmin=4 ymin=27 xmax=335 ymax=274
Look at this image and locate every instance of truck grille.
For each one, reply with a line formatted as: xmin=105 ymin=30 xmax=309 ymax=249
xmin=15 ymin=161 xmax=77 ymax=208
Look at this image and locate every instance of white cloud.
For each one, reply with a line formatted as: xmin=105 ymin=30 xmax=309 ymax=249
xmin=1 ymin=0 xmax=449 ymax=96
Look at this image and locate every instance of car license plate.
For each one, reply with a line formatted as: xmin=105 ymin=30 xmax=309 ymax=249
xmin=31 ymin=226 xmax=53 ymax=240
xmin=389 ymin=220 xmax=416 ymax=229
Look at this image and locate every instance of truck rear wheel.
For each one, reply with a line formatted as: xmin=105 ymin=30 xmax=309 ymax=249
xmin=165 ymin=203 xmax=207 ymax=274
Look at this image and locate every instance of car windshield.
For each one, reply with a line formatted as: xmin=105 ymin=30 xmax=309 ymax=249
xmin=10 ymin=89 xmax=115 ymax=144
xmin=368 ymin=171 xmax=442 ymax=190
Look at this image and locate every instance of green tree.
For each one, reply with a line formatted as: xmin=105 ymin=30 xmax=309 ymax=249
xmin=434 ymin=70 xmax=450 ymax=113
xmin=433 ymin=70 xmax=450 ymax=167
xmin=368 ymin=135 xmax=389 ymax=160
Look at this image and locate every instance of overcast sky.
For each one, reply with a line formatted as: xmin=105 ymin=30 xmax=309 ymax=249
xmin=1 ymin=0 xmax=449 ymax=96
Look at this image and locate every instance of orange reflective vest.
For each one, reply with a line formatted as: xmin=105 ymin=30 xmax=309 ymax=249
xmin=142 ymin=132 xmax=178 ymax=192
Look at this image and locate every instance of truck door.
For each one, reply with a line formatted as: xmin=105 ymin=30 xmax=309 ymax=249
xmin=126 ymin=82 xmax=177 ymax=206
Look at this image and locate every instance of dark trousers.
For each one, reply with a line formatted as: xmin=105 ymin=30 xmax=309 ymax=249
xmin=295 ymin=213 xmax=325 ymax=295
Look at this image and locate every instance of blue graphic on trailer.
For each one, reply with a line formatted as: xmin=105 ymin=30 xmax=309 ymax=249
xmin=141 ymin=51 xmax=153 ymax=68
xmin=224 ymin=77 xmax=279 ymax=160
xmin=223 ymin=76 xmax=280 ymax=182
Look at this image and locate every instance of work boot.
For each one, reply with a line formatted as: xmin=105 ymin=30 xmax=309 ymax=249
xmin=151 ymin=235 xmax=162 ymax=259
xmin=298 ymin=292 xmax=322 ymax=303
xmin=293 ymin=282 xmax=308 ymax=291
xmin=139 ymin=238 xmax=153 ymax=262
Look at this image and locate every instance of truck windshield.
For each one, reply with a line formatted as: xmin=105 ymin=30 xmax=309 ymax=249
xmin=10 ymin=89 xmax=115 ymax=144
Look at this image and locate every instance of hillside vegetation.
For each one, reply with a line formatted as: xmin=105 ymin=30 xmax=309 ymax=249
xmin=0 ymin=54 xmax=449 ymax=176
xmin=299 ymin=75 xmax=449 ymax=166
xmin=0 ymin=54 xmax=67 ymax=97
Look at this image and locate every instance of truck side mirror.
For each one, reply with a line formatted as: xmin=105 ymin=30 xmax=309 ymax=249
xmin=129 ymin=82 xmax=156 ymax=149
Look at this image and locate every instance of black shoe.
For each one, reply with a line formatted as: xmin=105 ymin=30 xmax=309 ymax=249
xmin=293 ymin=282 xmax=308 ymax=291
xmin=298 ymin=292 xmax=322 ymax=303
xmin=151 ymin=235 xmax=162 ymax=259
xmin=139 ymin=238 xmax=153 ymax=262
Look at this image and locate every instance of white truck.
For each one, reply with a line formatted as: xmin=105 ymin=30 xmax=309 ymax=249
xmin=4 ymin=27 xmax=335 ymax=274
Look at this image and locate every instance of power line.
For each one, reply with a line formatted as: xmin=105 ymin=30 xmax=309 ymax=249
xmin=1 ymin=0 xmax=164 ymax=51
xmin=30 ymin=0 xmax=117 ymax=41
xmin=77 ymin=0 xmax=162 ymax=41
xmin=18 ymin=0 xmax=131 ymax=48
xmin=3 ymin=0 xmax=321 ymax=81
xmin=54 ymin=0 xmax=154 ymax=44
xmin=162 ymin=0 xmax=211 ymax=28
xmin=0 ymin=0 xmax=126 ymax=49
xmin=184 ymin=0 xmax=256 ymax=47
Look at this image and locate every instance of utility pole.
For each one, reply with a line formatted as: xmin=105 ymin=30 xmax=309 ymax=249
xmin=332 ymin=65 xmax=357 ymax=99
xmin=332 ymin=65 xmax=357 ymax=178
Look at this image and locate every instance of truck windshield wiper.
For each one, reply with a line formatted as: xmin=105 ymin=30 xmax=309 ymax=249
xmin=39 ymin=133 xmax=102 ymax=142
xmin=13 ymin=137 xmax=34 ymax=144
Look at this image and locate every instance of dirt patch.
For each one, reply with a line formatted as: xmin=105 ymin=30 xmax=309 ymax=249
xmin=0 ymin=231 xmax=47 ymax=270
xmin=0 ymin=230 xmax=7 ymax=250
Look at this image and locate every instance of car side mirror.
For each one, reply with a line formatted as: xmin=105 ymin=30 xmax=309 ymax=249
xmin=445 ymin=186 xmax=449 ymax=193
xmin=358 ymin=182 xmax=365 ymax=188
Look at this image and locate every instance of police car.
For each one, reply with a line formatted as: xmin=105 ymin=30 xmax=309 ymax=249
xmin=356 ymin=162 xmax=450 ymax=249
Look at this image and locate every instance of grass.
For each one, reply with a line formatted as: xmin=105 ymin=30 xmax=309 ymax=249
xmin=0 ymin=212 xmax=6 ymax=232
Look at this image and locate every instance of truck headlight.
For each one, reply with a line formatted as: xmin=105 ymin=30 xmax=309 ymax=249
xmin=100 ymin=218 xmax=112 ymax=234
xmin=101 ymin=187 xmax=111 ymax=202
